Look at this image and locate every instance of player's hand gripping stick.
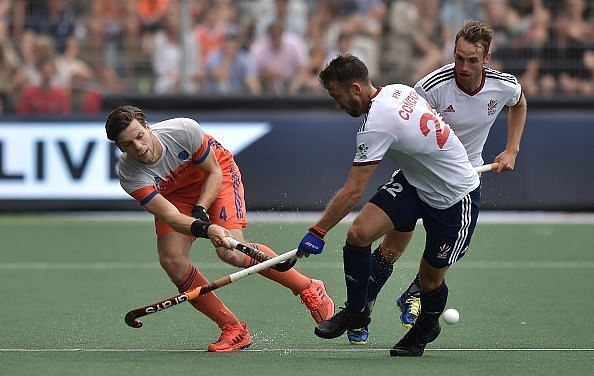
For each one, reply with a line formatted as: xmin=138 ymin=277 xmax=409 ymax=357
xmin=225 ymin=237 xmax=297 ymax=272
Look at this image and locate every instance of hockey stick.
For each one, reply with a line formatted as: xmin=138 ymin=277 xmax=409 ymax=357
xmin=475 ymin=162 xmax=500 ymax=173
xmin=124 ymin=248 xmax=299 ymax=328
xmin=226 ymin=237 xmax=296 ymax=272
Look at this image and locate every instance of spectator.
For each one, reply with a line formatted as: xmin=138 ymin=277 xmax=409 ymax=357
xmin=441 ymin=0 xmax=483 ymax=33
xmin=134 ymin=0 xmax=170 ymax=54
xmin=491 ymin=25 xmax=540 ymax=96
xmin=0 ymin=0 xmax=14 ymax=39
xmin=387 ymin=0 xmax=449 ymax=84
xmin=384 ymin=0 xmax=418 ymax=83
xmin=252 ymin=0 xmax=309 ymax=39
xmin=204 ymin=25 xmax=260 ymax=94
xmin=563 ymin=0 xmax=593 ymax=42
xmin=538 ymin=13 xmax=594 ymax=96
xmin=338 ymin=0 xmax=386 ymax=80
xmin=307 ymin=0 xmax=343 ymax=57
xmin=87 ymin=0 xmax=138 ymax=74
xmin=248 ymin=20 xmax=308 ymax=95
xmin=194 ymin=1 xmax=238 ymax=66
xmin=22 ymin=35 xmax=70 ymax=88
xmin=17 ymin=57 xmax=71 ymax=114
xmin=287 ymin=32 xmax=327 ymax=95
xmin=480 ymin=0 xmax=518 ymax=51
xmin=152 ymin=3 xmax=201 ymax=94
xmin=81 ymin=64 xmax=124 ymax=114
xmin=0 ymin=35 xmax=25 ymax=113
xmin=409 ymin=0 xmax=450 ymax=83
xmin=21 ymin=0 xmax=76 ymax=57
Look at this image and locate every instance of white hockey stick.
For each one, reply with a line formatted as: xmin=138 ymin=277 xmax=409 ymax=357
xmin=475 ymin=162 xmax=500 ymax=173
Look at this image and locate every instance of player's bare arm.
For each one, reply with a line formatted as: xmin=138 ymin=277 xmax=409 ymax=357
xmin=496 ymin=92 xmax=527 ymax=172
xmin=143 ymin=193 xmax=231 ymax=248
xmin=315 ymin=164 xmax=378 ymax=233
xmin=194 ymin=148 xmax=223 ymax=209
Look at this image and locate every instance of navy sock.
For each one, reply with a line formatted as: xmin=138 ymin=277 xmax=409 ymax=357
xmin=406 ymin=274 xmax=421 ymax=295
xmin=343 ymin=242 xmax=372 ymax=312
xmin=366 ymin=247 xmax=394 ymax=310
xmin=417 ymin=282 xmax=448 ymax=331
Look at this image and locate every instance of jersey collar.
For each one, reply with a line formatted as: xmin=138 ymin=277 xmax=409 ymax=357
xmin=367 ymin=86 xmax=382 ymax=112
xmin=370 ymin=86 xmax=382 ymax=100
xmin=455 ymin=68 xmax=486 ymax=96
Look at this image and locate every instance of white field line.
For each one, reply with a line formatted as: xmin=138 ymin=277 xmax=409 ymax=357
xmin=0 ymin=348 xmax=593 ymax=353
xmin=1 ymin=261 xmax=594 ymax=271
xmin=9 ymin=211 xmax=594 ymax=224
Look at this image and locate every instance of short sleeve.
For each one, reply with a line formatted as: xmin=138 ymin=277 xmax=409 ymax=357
xmin=353 ymin=130 xmax=396 ymax=165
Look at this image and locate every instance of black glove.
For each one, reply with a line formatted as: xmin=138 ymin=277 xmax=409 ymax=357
xmin=191 ymin=205 xmax=210 ymax=222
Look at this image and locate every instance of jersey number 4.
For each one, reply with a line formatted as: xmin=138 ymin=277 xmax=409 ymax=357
xmin=420 ymin=111 xmax=450 ymax=149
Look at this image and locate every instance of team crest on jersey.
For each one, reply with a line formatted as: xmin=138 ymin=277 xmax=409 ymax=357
xmin=487 ymin=99 xmax=498 ymax=115
xmin=177 ymin=150 xmax=190 ymax=160
xmin=444 ymin=104 xmax=455 ymax=113
xmin=356 ymin=143 xmax=369 ymax=159
xmin=437 ymin=244 xmax=452 ymax=259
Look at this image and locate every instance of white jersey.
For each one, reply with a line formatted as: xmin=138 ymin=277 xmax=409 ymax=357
xmin=415 ymin=63 xmax=522 ymax=167
xmin=354 ymin=84 xmax=480 ymax=209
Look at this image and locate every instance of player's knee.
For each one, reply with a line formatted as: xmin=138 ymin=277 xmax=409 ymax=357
xmin=158 ymin=254 xmax=187 ymax=278
xmin=346 ymin=224 xmax=373 ymax=248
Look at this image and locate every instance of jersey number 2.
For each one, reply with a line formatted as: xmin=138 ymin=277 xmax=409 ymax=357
xmin=419 ymin=112 xmax=450 ymax=149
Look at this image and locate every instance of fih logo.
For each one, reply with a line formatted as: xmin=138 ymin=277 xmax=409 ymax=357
xmin=487 ymin=99 xmax=498 ymax=115
xmin=437 ymin=244 xmax=451 ymax=259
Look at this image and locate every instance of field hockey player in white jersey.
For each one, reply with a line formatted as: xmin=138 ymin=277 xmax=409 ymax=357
xmin=346 ymin=19 xmax=528 ymax=346
xmin=296 ymin=54 xmax=481 ymax=356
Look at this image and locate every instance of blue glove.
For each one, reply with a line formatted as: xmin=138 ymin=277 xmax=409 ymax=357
xmin=297 ymin=226 xmax=327 ymax=257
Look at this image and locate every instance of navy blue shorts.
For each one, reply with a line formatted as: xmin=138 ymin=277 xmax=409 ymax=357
xmin=369 ymin=170 xmax=480 ymax=268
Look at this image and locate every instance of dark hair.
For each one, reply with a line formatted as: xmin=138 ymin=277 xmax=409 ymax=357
xmin=318 ymin=54 xmax=369 ymax=90
xmin=105 ymin=105 xmax=147 ymax=142
xmin=455 ymin=20 xmax=493 ymax=55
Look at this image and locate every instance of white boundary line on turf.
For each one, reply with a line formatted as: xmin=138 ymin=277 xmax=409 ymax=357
xmin=17 ymin=211 xmax=594 ymax=224
xmin=1 ymin=348 xmax=593 ymax=353
xmin=2 ymin=260 xmax=594 ymax=270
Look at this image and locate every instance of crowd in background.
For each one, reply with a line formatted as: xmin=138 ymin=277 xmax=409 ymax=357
xmin=1 ymin=0 xmax=594 ymax=115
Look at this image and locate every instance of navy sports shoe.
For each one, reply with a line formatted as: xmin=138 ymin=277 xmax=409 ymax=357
xmin=396 ymin=291 xmax=421 ymax=329
xmin=390 ymin=322 xmax=441 ymax=357
xmin=347 ymin=326 xmax=369 ymax=345
xmin=315 ymin=305 xmax=371 ymax=339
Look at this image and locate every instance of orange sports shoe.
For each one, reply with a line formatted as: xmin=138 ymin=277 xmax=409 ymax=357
xmin=300 ymin=279 xmax=335 ymax=323
xmin=207 ymin=322 xmax=252 ymax=352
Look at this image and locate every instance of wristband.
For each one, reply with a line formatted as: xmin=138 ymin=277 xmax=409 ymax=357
xmin=191 ymin=219 xmax=213 ymax=239
xmin=309 ymin=224 xmax=328 ymax=238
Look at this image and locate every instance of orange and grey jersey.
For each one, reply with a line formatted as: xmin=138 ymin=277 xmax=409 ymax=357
xmin=118 ymin=117 xmax=235 ymax=205
xmin=415 ymin=63 xmax=522 ymax=167
xmin=354 ymin=84 xmax=479 ymax=209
